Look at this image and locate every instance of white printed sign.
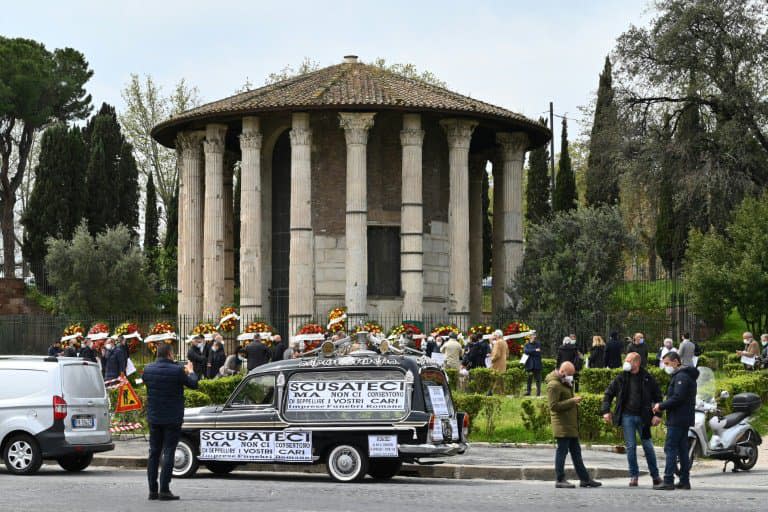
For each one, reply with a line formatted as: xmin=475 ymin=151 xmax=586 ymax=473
xmin=741 ymin=355 xmax=756 ymax=367
xmin=430 ymin=353 xmax=445 ymax=366
xmin=199 ymin=430 xmax=312 ymax=462
xmin=286 ymin=380 xmax=406 ymax=411
xmin=368 ymin=435 xmax=398 ymax=457
xmin=427 ymin=386 xmax=450 ymax=417
xmin=449 ymin=418 xmax=459 ymax=441
xmin=431 ymin=418 xmax=443 ymax=442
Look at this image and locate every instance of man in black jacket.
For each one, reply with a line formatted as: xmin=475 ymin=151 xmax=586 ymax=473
xmin=143 ymin=343 xmax=198 ymax=501
xmin=78 ymin=338 xmax=98 ymax=363
xmin=627 ymin=332 xmax=650 ymax=368
xmin=601 ymin=352 xmax=663 ymax=487
xmin=605 ymin=332 xmax=623 ymax=369
xmin=186 ymin=335 xmax=208 ymax=379
xmin=653 ymin=352 xmax=699 ymax=491
xmin=246 ymin=335 xmax=271 ymax=371
xmin=270 ymin=334 xmax=287 ymax=362
xmin=206 ymin=337 xmax=226 ymax=379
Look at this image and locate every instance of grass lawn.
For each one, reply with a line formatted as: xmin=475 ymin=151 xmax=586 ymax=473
xmin=712 ymin=308 xmax=749 ymax=342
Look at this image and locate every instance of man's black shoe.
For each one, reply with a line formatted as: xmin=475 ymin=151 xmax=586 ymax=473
xmin=653 ymin=482 xmax=675 ymax=490
xmin=148 ymin=492 xmax=158 ymax=500
xmin=675 ymin=482 xmax=691 ymax=490
xmin=580 ymin=480 xmax=602 ymax=488
xmin=158 ymin=491 xmax=180 ymax=501
xmin=555 ymin=480 xmax=575 ymax=488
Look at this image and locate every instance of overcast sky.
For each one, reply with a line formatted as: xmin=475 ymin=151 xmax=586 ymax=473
xmin=3 ymin=0 xmax=651 ymax=149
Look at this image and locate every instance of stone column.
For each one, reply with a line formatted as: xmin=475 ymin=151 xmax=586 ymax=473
xmin=203 ymin=123 xmax=227 ymax=319
xmin=239 ymin=116 xmax=263 ymax=319
xmin=400 ymin=114 xmax=425 ymax=317
xmin=223 ymin=151 xmax=236 ymax=307
xmin=176 ymin=131 xmax=205 ymax=322
xmin=469 ymin=153 xmax=486 ymax=324
xmin=440 ymin=118 xmax=477 ymax=330
xmin=339 ymin=112 xmax=376 ymax=324
xmin=491 ymin=154 xmax=504 ymax=317
xmin=496 ymin=132 xmax=529 ymax=308
xmin=288 ymin=113 xmax=314 ymax=336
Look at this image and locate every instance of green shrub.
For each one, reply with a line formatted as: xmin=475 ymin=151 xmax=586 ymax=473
xmin=718 ymin=372 xmax=768 ymax=413
xmin=444 ymin=368 xmax=458 ymax=392
xmin=723 ymin=363 xmax=747 ymax=377
xmin=453 ymin=393 xmax=485 ymax=432
xmin=576 ymin=393 xmax=605 ymax=442
xmin=580 ymin=368 xmax=620 ymax=394
xmin=521 ymin=399 xmax=549 ymax=433
xmin=703 ymin=340 xmax=740 ymax=352
xmin=648 ymin=355 xmax=659 ymax=368
xmin=468 ymin=368 xmax=496 ymax=394
xmin=541 ymin=358 xmax=557 ymax=375
xmin=184 ymin=389 xmax=212 ymax=408
xmin=503 ymin=367 xmax=527 ymax=395
xmin=696 ymin=354 xmax=713 ymax=369
xmin=726 ymin=353 xmax=742 ymax=364
xmin=196 ymin=375 xmax=244 ymax=404
xmin=647 ymin=366 xmax=671 ymax=391
xmin=480 ymin=395 xmax=504 ymax=437
xmin=704 ymin=350 xmax=729 ymax=369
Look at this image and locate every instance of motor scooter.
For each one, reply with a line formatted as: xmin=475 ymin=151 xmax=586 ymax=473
xmin=687 ymin=367 xmax=762 ymax=472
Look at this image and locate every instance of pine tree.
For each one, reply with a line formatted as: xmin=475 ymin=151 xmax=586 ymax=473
xmin=525 ymin=117 xmax=552 ymax=224
xmin=553 ymin=117 xmax=577 ymax=213
xmin=21 ymin=124 xmax=87 ymax=285
xmin=144 ymin=174 xmax=159 ymax=250
xmin=586 ymin=56 xmax=621 ymax=206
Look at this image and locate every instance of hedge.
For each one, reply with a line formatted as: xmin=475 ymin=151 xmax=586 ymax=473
xmin=579 ymin=368 xmax=620 ymax=394
xmin=718 ymin=372 xmax=768 ymax=414
xmin=184 ymin=389 xmax=213 ymax=408
xmin=196 ymin=375 xmax=244 ymax=404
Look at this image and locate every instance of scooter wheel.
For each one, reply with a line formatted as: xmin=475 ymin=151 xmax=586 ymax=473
xmin=733 ymin=438 xmax=758 ymax=471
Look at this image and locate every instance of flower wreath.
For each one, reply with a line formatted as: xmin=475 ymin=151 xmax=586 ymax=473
xmin=218 ymin=306 xmax=239 ymax=332
xmin=297 ymin=323 xmax=325 ymax=351
xmin=327 ymin=307 xmax=347 ymax=333
xmin=352 ymin=321 xmax=383 ymax=336
xmin=114 ymin=322 xmax=142 ymax=354
xmin=503 ymin=321 xmax=532 ymax=356
xmin=389 ymin=323 xmax=423 ymax=350
xmin=61 ymin=323 xmax=85 ymax=345
xmin=147 ymin=321 xmax=176 ymax=354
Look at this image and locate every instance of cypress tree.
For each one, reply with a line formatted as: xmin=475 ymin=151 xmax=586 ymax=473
xmin=22 ymin=124 xmax=87 ymax=285
xmin=85 ymin=139 xmax=114 ymax=234
xmin=117 ymin=142 xmax=140 ymax=237
xmin=144 ymin=174 xmax=159 ymax=250
xmin=586 ymin=56 xmax=620 ymax=206
xmin=525 ymin=117 xmax=552 ymax=224
xmin=553 ymin=117 xmax=577 ymax=213
xmin=482 ymin=168 xmax=492 ymax=276
xmin=233 ymin=164 xmax=241 ymax=287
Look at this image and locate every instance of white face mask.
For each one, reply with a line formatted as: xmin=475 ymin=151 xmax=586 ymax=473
xmin=563 ymin=375 xmax=574 ymax=385
xmin=743 ymin=339 xmax=751 ymax=344
xmin=664 ymin=365 xmax=676 ymax=375
xmin=105 ymin=344 xmax=114 ymax=351
xmin=762 ymin=340 xmax=768 ymax=347
xmin=211 ymin=346 xmax=218 ymax=352
xmin=622 ymin=362 xmax=632 ymax=372
xmin=238 ymin=356 xmax=246 ymax=362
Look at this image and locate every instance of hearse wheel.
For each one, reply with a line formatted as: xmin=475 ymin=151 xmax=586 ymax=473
xmin=205 ymin=461 xmax=238 ymax=475
xmin=367 ymin=459 xmax=402 ymax=480
xmin=326 ymin=444 xmax=368 ymax=482
xmin=172 ymin=437 xmax=199 ymax=478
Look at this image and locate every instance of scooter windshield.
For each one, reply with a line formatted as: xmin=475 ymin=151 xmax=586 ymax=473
xmin=696 ymin=366 xmax=716 ymax=401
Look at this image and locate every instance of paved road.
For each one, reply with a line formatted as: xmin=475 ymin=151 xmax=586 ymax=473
xmin=0 ymin=464 xmax=765 ymax=512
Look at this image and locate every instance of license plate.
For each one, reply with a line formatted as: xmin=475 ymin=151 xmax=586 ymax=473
xmin=72 ymin=416 xmax=94 ymax=429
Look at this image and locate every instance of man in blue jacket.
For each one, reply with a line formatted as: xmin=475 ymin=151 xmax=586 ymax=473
xmin=143 ymin=343 xmax=198 ymax=501
xmin=652 ymin=351 xmax=698 ymax=490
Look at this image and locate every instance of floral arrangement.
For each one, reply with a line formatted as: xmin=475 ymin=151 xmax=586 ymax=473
xmin=218 ymin=306 xmax=238 ymax=332
xmin=430 ymin=323 xmax=460 ymax=338
xmin=389 ymin=322 xmax=423 ymax=349
xmin=85 ymin=322 xmax=109 ymax=350
xmin=327 ymin=307 xmax=347 ymax=333
xmin=240 ymin=321 xmax=276 ymax=348
xmin=468 ymin=323 xmax=494 ymax=337
xmin=192 ymin=322 xmax=218 ymax=337
xmin=147 ymin=321 xmax=176 ymax=354
xmin=114 ymin=322 xmax=142 ymax=354
xmin=503 ymin=321 xmax=532 ymax=356
xmin=298 ymin=323 xmax=325 ymax=351
xmin=63 ymin=323 xmax=85 ymax=339
xmin=352 ymin=321 xmax=383 ymax=335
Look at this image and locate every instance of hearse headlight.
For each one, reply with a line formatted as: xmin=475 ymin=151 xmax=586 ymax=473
xmin=321 ymin=340 xmax=336 ymax=357
xmin=379 ymin=340 xmax=390 ymax=354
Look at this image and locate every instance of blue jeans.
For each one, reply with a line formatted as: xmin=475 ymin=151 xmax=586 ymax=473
xmin=664 ymin=425 xmax=690 ymax=485
xmin=147 ymin=423 xmax=182 ymax=493
xmin=621 ymin=414 xmax=659 ymax=479
xmin=555 ymin=437 xmax=590 ymax=482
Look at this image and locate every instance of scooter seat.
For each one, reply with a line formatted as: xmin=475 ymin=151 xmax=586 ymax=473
xmin=723 ymin=411 xmax=749 ymax=428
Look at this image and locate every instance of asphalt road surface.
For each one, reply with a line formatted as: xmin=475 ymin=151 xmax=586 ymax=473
xmin=0 ymin=465 xmax=765 ymax=512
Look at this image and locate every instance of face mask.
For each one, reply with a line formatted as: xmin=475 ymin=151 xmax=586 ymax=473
xmin=664 ymin=365 xmax=676 ymax=375
xmin=622 ymin=362 xmax=632 ymax=372
xmin=105 ymin=344 xmax=114 ymax=351
xmin=762 ymin=341 xmax=767 ymax=347
xmin=238 ymin=356 xmax=246 ymax=362
xmin=639 ymin=338 xmax=645 ymax=344
xmin=743 ymin=339 xmax=751 ymax=344
xmin=211 ymin=346 xmax=218 ymax=352
xmin=563 ymin=375 xmax=574 ymax=385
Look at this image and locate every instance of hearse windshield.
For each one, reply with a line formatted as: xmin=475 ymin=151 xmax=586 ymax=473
xmin=420 ymin=368 xmax=455 ymax=417
xmin=283 ymin=369 xmax=409 ymax=422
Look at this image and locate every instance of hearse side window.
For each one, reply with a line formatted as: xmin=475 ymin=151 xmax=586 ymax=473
xmin=283 ymin=369 xmax=409 ymax=422
xmin=421 ymin=369 xmax=455 ymax=417
xmin=229 ymin=375 xmax=276 ymax=407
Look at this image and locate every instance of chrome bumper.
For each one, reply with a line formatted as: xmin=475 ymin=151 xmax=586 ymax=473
xmin=398 ymin=442 xmax=467 ymax=456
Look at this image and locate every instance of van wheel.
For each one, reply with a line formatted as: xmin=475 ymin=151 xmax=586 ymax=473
xmin=205 ymin=462 xmax=237 ymax=475
xmin=3 ymin=434 xmax=43 ymax=475
xmin=367 ymin=459 xmax=402 ymax=480
xmin=58 ymin=453 xmax=93 ymax=472
xmin=172 ymin=438 xmax=199 ymax=478
xmin=326 ymin=444 xmax=368 ymax=482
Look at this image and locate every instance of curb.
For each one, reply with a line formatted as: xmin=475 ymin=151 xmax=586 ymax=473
xmin=91 ymin=455 xmax=637 ymax=481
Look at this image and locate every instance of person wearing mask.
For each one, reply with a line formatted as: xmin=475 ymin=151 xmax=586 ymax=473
xmin=653 ymin=352 xmax=699 ymax=491
xmin=79 ymin=338 xmax=98 ymax=363
xmin=601 ymin=352 xmax=663 ymax=487
xmin=103 ymin=338 xmax=127 ymax=380
xmin=546 ymin=361 xmax=602 ymax=489
xmin=219 ymin=347 xmax=247 ymax=377
xmin=556 ymin=335 xmax=582 ymax=392
xmin=206 ymin=339 xmax=226 ymax=379
xmin=283 ymin=339 xmax=300 ymax=360
xmin=143 ymin=343 xmax=198 ymax=501
xmin=604 ymin=332 xmax=624 ymax=369
xmin=489 ymin=330 xmax=508 ymax=395
xmin=760 ymin=334 xmax=768 ymax=367
xmin=186 ymin=335 xmax=208 ymax=379
xmin=48 ymin=340 xmax=63 ymax=358
xmin=736 ymin=332 xmax=761 ymax=371
xmin=440 ymin=333 xmax=463 ymax=370
xmin=657 ymin=338 xmax=677 ymax=367
xmin=626 ymin=332 xmax=649 ymax=368
xmin=523 ymin=333 xmax=543 ymax=396
xmin=61 ymin=339 xmax=79 ymax=358
xmin=677 ymin=334 xmax=696 ymax=367
xmin=589 ymin=336 xmax=606 ymax=369
xmin=270 ymin=334 xmax=287 ymax=362
xmin=465 ymin=333 xmax=489 ymax=370
xmin=245 ymin=334 xmax=271 ymax=371
xmin=425 ymin=336 xmax=438 ymax=358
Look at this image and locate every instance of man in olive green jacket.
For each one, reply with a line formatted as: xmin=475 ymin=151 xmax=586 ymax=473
xmin=546 ymin=361 xmax=601 ymax=489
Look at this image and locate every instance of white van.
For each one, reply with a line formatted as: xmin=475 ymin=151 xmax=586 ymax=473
xmin=0 ymin=356 xmax=113 ymax=474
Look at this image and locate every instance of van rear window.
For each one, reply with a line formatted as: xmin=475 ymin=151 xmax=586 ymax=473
xmin=284 ymin=369 xmax=409 ymax=422
xmin=62 ymin=364 xmax=106 ymax=399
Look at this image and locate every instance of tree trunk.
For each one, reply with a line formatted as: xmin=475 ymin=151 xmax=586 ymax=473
xmin=2 ymin=191 xmax=15 ymax=277
xmin=647 ymin=240 xmax=657 ymax=281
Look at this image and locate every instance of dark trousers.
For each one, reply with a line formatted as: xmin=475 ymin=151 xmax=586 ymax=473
xmin=526 ymin=370 xmax=542 ymax=395
xmin=147 ymin=423 xmax=182 ymax=493
xmin=663 ymin=425 xmax=690 ymax=485
xmin=555 ymin=437 xmax=590 ymax=482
